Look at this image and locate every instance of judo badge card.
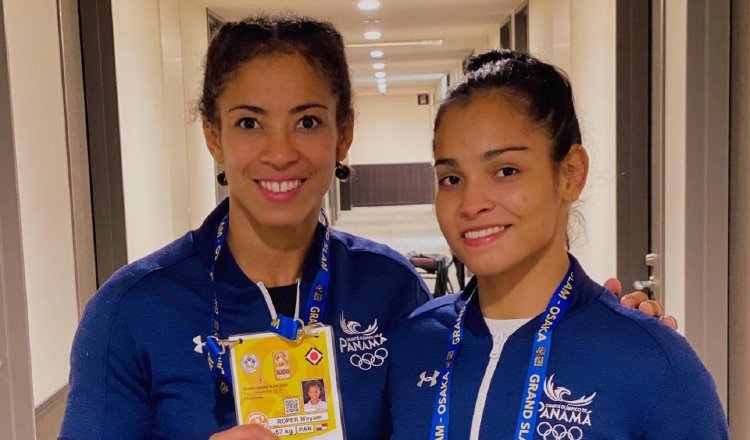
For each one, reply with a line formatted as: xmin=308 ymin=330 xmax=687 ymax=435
xmin=229 ymin=326 xmax=345 ymax=439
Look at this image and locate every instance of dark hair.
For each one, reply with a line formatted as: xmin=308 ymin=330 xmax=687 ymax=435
xmin=435 ymin=48 xmax=581 ymax=164
xmin=200 ymin=15 xmax=353 ymax=129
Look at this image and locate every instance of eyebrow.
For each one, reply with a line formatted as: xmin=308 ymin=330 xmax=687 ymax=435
xmin=228 ymin=103 xmax=329 ymax=115
xmin=434 ymin=146 xmax=528 ymax=167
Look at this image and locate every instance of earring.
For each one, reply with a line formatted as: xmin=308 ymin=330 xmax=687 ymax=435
xmin=335 ymin=162 xmax=351 ymax=181
xmin=217 ymin=171 xmax=228 ymax=186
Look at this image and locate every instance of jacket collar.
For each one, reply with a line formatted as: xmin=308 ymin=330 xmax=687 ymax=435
xmin=456 ymin=254 xmax=606 ymax=339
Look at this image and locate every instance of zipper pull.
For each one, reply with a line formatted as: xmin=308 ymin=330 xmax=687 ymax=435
xmin=490 ymin=333 xmax=502 ymax=359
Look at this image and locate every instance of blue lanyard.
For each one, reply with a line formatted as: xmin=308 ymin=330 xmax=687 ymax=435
xmin=428 ymin=265 xmax=575 ymax=440
xmin=204 ymin=210 xmax=332 ymax=394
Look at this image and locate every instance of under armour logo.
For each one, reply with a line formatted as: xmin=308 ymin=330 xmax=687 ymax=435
xmin=417 ymin=370 xmax=439 ymax=388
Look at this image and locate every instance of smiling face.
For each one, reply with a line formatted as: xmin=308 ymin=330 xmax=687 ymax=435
xmin=433 ymin=90 xmax=584 ymax=278
xmin=203 ymin=53 xmax=352 ymax=230
xmin=307 ymin=383 xmax=321 ymax=403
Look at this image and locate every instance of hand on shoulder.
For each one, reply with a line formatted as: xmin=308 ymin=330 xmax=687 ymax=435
xmin=604 ymin=277 xmax=678 ymax=330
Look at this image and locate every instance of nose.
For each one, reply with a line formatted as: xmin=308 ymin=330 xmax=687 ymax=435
xmin=459 ymin=179 xmax=493 ymax=219
xmin=259 ymin=129 xmax=299 ymax=170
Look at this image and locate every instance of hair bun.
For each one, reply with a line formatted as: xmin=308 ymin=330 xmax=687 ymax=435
xmin=463 ymin=48 xmax=530 ymax=73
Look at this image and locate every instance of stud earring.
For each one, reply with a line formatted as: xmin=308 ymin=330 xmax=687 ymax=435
xmin=335 ymin=162 xmax=351 ymax=181
xmin=217 ymin=171 xmax=228 ymax=186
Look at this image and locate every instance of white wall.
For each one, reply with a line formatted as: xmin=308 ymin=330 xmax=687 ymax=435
xmin=529 ymin=0 xmax=617 ymax=284
xmin=112 ymin=0 xmax=216 ymax=262
xmin=568 ymin=0 xmax=617 ymax=284
xmin=528 ymin=0 xmax=571 ymax=72
xmin=160 ymin=0 xmax=192 ymax=237
xmin=179 ymin=0 xmax=217 ymax=227
xmin=350 ymin=92 xmax=435 ymax=165
xmin=112 ymin=0 xmax=176 ymax=261
xmin=663 ymin=0 xmax=687 ymax=333
xmin=4 ymin=0 xmax=80 ymax=405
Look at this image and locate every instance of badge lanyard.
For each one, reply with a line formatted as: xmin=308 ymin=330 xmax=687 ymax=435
xmin=428 ymin=265 xmax=575 ymax=440
xmin=202 ymin=209 xmax=332 ymax=394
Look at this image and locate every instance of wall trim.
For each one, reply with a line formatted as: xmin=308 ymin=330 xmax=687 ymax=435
xmin=729 ymin=0 xmax=750 ymax=433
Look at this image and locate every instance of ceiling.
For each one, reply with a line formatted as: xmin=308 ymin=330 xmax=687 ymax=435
xmin=194 ymin=0 xmax=519 ymax=94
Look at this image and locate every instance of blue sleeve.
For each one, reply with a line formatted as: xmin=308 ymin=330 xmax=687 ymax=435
xmin=60 ymin=290 xmax=151 ymax=439
xmin=641 ymin=343 xmax=728 ymax=438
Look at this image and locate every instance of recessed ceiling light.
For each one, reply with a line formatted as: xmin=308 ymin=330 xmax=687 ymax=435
xmin=370 ymin=50 xmax=384 ymax=58
xmin=347 ymin=39 xmax=444 ymax=48
xmin=364 ymin=31 xmax=382 ymax=40
xmin=358 ymin=1 xmax=381 ymax=11
xmin=376 ymin=78 xmax=387 ymax=84
xmin=375 ymin=71 xmax=386 ymax=79
xmin=361 ymin=19 xmax=381 ymax=24
xmin=372 ymin=62 xmax=385 ymax=70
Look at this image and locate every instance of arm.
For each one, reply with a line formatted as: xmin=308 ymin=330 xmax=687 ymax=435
xmin=640 ymin=346 xmax=728 ymax=438
xmin=60 ymin=296 xmax=151 ymax=439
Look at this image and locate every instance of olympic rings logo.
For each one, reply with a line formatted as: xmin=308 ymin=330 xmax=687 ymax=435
xmin=536 ymin=422 xmax=583 ymax=440
xmin=349 ymin=348 xmax=388 ymax=371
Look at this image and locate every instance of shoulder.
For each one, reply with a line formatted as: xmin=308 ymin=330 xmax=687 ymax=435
xmin=587 ymin=292 xmax=709 ymax=376
xmin=389 ymin=292 xmax=462 ymax=339
xmin=82 ymin=232 xmax=199 ymax=326
xmin=409 ymin=292 xmax=462 ymax=320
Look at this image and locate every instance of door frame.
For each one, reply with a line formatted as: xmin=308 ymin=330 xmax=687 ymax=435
xmin=0 ymin=0 xmax=36 ymax=437
xmin=615 ymin=0 xmax=651 ymax=297
xmin=655 ymin=0 xmax=730 ymax=408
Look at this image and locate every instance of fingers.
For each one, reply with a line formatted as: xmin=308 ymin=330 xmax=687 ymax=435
xmin=603 ymin=278 xmax=622 ymax=297
xmin=619 ymin=291 xmax=649 ymax=309
xmin=638 ymin=299 xmax=663 ymax=317
xmin=209 ymin=425 xmax=280 ymax=440
xmin=661 ymin=315 xmax=678 ymax=330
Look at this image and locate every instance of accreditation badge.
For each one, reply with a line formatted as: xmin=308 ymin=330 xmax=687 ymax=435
xmin=229 ymin=325 xmax=345 ymax=439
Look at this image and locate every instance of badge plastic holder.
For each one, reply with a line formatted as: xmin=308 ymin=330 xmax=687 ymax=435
xmin=228 ymin=325 xmax=346 ymax=439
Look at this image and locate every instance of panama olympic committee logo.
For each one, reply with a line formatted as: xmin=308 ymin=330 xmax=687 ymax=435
xmin=338 ymin=311 xmax=389 ymax=371
xmin=536 ymin=422 xmax=583 ymax=440
xmin=535 ymin=374 xmax=597 ymax=439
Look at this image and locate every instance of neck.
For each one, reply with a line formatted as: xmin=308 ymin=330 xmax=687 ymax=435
xmin=226 ymin=198 xmax=320 ymax=287
xmin=477 ymin=241 xmax=570 ymax=320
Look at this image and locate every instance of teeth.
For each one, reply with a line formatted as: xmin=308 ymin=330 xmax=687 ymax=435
xmin=260 ymin=180 xmax=301 ymax=193
xmin=464 ymin=226 xmax=506 ymax=240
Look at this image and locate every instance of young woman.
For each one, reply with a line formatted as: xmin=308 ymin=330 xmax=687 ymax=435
xmin=60 ymin=17 xmax=429 ymax=440
xmin=386 ymin=49 xmax=728 ymax=439
xmin=60 ymin=16 xmax=673 ymax=440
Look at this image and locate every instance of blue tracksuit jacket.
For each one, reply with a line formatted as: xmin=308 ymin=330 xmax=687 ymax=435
xmin=61 ymin=199 xmax=430 ymax=439
xmin=387 ymin=257 xmax=728 ymax=439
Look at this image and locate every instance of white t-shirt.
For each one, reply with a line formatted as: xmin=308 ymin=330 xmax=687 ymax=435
xmin=469 ymin=318 xmax=529 ymax=440
xmin=304 ymin=399 xmax=328 ymax=413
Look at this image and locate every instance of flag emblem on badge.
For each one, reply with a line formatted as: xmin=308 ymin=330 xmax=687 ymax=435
xmin=315 ymin=423 xmax=328 ymax=431
xmin=305 ymin=347 xmax=324 ymax=366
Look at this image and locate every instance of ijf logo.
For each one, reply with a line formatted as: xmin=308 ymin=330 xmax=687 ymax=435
xmin=241 ymin=353 xmax=260 ymax=373
xmin=536 ymin=374 xmax=596 ymax=438
xmin=339 ymin=312 xmax=389 ymax=371
xmin=417 ymin=370 xmax=439 ymax=388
